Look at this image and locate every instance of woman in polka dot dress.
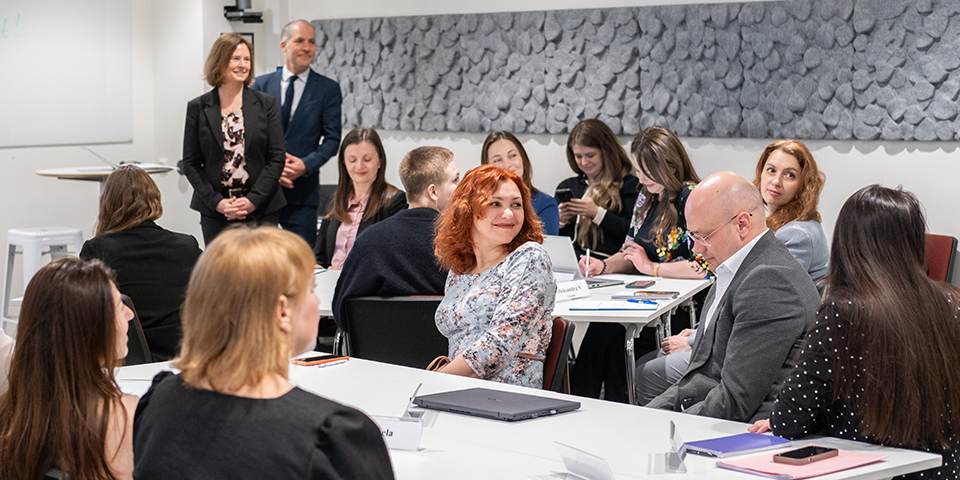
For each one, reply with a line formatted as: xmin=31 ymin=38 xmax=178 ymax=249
xmin=750 ymin=184 xmax=960 ymax=479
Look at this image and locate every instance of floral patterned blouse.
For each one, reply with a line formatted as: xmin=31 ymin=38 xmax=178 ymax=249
xmin=220 ymin=109 xmax=249 ymax=192
xmin=626 ymin=182 xmax=710 ymax=278
xmin=435 ymin=242 xmax=556 ymax=388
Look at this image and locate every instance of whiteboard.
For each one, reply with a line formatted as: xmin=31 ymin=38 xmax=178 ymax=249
xmin=0 ymin=0 xmax=132 ymax=148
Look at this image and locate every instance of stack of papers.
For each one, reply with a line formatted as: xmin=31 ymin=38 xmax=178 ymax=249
xmin=717 ymin=446 xmax=887 ymax=479
xmin=569 ymin=301 xmax=659 ymax=310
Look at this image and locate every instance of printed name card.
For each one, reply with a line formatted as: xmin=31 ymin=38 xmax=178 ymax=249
xmin=556 ymin=279 xmax=590 ymax=301
xmin=371 ymin=416 xmax=423 ymax=451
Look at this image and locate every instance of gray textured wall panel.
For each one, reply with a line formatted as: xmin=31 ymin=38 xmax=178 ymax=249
xmin=311 ymin=0 xmax=960 ymax=140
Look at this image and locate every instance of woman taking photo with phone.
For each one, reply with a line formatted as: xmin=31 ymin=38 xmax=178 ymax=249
xmin=573 ymin=126 xmax=709 ymax=403
xmin=748 ymin=185 xmax=960 ymax=479
xmin=133 ymin=228 xmax=393 ymax=479
xmin=556 ymin=119 xmax=639 ymax=257
xmin=0 ymin=257 xmax=137 ymax=480
xmin=481 ymin=131 xmax=559 ymax=235
xmin=433 ymin=165 xmax=555 ymax=388
xmin=315 ymin=127 xmax=407 ymax=269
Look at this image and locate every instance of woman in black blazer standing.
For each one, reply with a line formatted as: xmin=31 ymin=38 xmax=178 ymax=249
xmin=182 ymin=33 xmax=286 ymax=245
xmin=315 ymin=127 xmax=407 ymax=269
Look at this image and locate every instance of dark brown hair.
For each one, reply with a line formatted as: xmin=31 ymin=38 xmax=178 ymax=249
xmin=565 ymin=119 xmax=633 ymax=249
xmin=0 ymin=257 xmax=125 ymax=480
xmin=825 ymin=185 xmax=960 ymax=449
xmin=204 ymin=33 xmax=254 ymax=87
xmin=752 ymin=139 xmax=824 ymax=231
xmin=481 ymin=131 xmax=540 ymax=196
xmin=435 ymin=165 xmax=544 ymax=275
xmin=630 ymin=126 xmax=700 ymax=249
xmin=95 ymin=165 xmax=163 ymax=236
xmin=326 ymin=128 xmax=399 ymax=224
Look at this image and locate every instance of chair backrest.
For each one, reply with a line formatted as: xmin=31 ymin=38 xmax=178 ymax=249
xmin=543 ymin=317 xmax=575 ymax=393
xmin=926 ymin=233 xmax=958 ymax=283
xmin=343 ymin=296 xmax=447 ymax=369
xmin=121 ymin=295 xmax=152 ymax=365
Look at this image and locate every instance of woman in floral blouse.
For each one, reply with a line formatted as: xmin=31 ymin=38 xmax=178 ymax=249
xmin=573 ymin=126 xmax=709 ymax=403
xmin=433 ymin=165 xmax=556 ymax=388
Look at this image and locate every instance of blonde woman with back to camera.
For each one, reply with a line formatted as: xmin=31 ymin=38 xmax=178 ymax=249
xmin=133 ymin=227 xmax=394 ymax=479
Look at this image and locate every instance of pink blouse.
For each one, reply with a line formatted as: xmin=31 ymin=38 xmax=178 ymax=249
xmin=329 ymin=194 xmax=369 ymax=268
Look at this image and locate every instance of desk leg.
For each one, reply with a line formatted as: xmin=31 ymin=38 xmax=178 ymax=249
xmin=624 ymin=323 xmax=640 ymax=405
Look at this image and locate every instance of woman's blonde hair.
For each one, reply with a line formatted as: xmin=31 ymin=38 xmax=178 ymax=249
xmin=175 ymin=227 xmax=314 ymax=392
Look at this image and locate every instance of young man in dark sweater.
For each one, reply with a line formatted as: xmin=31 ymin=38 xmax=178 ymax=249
xmin=331 ymin=147 xmax=460 ymax=330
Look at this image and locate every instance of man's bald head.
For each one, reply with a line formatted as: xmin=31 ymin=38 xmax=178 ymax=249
xmin=686 ymin=171 xmax=767 ymax=270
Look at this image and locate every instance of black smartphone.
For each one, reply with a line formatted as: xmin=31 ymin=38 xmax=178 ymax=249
xmin=556 ymin=188 xmax=574 ymax=203
xmin=773 ymin=446 xmax=838 ymax=465
xmin=626 ymin=280 xmax=656 ymax=289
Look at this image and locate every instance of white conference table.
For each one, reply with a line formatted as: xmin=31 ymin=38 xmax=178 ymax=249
xmin=314 ymin=270 xmax=712 ymax=405
xmin=117 ymin=358 xmax=940 ymax=480
xmin=553 ymin=274 xmax=714 ymax=405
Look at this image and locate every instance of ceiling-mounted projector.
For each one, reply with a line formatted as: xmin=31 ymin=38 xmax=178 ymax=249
xmin=224 ymin=0 xmax=263 ymax=23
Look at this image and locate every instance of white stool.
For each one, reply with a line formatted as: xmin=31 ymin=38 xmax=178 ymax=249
xmin=2 ymin=227 xmax=84 ymax=333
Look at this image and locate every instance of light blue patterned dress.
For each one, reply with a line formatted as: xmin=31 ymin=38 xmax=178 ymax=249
xmin=435 ymin=242 xmax=556 ymax=388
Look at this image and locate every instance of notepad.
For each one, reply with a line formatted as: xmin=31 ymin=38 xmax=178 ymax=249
xmin=683 ymin=433 xmax=791 ymax=458
xmin=569 ymin=301 xmax=659 ymax=311
xmin=717 ymin=445 xmax=887 ymax=479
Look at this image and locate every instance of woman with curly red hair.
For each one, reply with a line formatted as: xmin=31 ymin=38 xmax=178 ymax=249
xmin=433 ymin=165 xmax=556 ymax=388
xmin=753 ymin=139 xmax=829 ymax=281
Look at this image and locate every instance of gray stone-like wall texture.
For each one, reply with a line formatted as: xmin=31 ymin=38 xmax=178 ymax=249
xmin=311 ymin=0 xmax=960 ymax=140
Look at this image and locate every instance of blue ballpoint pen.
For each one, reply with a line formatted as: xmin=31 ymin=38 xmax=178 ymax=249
xmin=626 ymin=299 xmax=657 ymax=305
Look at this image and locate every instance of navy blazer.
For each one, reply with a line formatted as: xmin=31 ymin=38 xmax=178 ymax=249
xmin=181 ymin=87 xmax=287 ymax=218
xmin=314 ymin=191 xmax=408 ymax=268
xmin=251 ymin=70 xmax=342 ymax=207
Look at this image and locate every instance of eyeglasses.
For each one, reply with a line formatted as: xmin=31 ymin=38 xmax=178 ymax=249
xmin=689 ymin=213 xmax=751 ymax=247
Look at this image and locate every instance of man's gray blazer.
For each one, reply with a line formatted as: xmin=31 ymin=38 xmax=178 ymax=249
xmin=647 ymin=230 xmax=820 ymax=423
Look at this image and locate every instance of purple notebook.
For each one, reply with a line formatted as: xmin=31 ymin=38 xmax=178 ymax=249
xmin=683 ymin=433 xmax=791 ymax=458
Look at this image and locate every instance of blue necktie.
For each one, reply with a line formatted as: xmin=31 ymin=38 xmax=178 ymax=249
xmin=281 ymin=75 xmax=297 ymax=133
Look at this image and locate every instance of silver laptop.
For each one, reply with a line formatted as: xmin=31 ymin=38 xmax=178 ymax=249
xmin=413 ymin=387 xmax=581 ymax=422
xmin=542 ymin=235 xmax=622 ymax=289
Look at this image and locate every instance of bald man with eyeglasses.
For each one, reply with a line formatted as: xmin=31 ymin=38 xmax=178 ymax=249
xmin=645 ymin=171 xmax=820 ymax=423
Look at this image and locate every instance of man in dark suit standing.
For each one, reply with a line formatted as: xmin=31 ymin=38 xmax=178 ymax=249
xmin=646 ymin=171 xmax=820 ymax=423
xmin=252 ymin=19 xmax=342 ymax=247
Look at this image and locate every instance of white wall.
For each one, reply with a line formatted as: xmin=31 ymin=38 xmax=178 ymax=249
xmin=290 ymin=0 xmax=960 ymax=285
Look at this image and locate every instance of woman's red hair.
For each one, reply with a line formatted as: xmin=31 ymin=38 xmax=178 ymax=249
xmin=435 ymin=165 xmax=543 ymax=275
xmin=753 ymin=139 xmax=825 ymax=231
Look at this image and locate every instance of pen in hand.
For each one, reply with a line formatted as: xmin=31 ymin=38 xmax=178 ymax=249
xmin=585 ymin=249 xmax=591 ymax=278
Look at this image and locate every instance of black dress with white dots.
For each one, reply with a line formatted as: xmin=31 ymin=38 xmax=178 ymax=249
xmin=770 ymin=302 xmax=959 ymax=479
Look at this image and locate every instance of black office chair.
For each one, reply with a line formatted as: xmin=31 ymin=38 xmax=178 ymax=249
xmin=121 ymin=295 xmax=153 ymax=365
xmin=342 ymin=296 xmax=447 ymax=369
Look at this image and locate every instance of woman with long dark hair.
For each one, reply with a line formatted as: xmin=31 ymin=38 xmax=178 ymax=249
xmin=0 ymin=257 xmax=137 ymax=480
xmin=750 ymin=185 xmax=960 ymax=479
xmin=556 ymin=119 xmax=639 ymax=257
xmin=315 ymin=127 xmax=407 ymax=268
